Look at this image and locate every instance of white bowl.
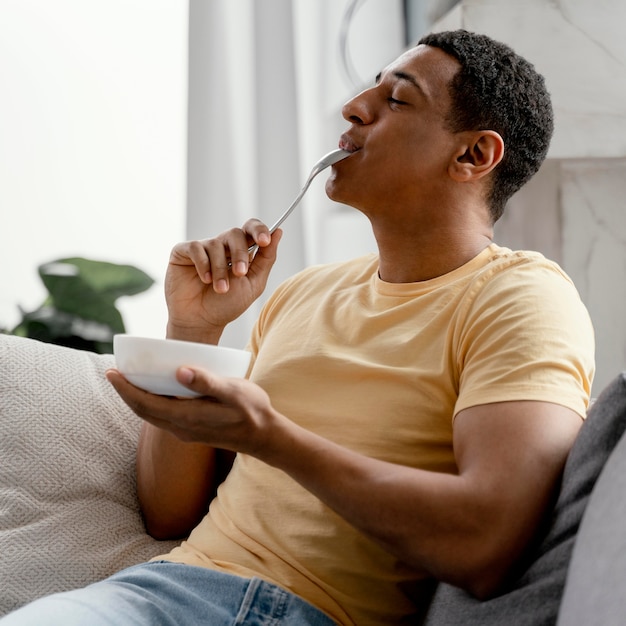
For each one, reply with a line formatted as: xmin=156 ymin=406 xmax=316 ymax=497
xmin=113 ymin=335 xmax=251 ymax=397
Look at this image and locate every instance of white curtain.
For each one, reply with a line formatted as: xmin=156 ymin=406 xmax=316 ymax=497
xmin=187 ymin=0 xmax=406 ymax=348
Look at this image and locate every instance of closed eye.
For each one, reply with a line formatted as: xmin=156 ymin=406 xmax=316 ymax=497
xmin=388 ymin=96 xmax=408 ymax=107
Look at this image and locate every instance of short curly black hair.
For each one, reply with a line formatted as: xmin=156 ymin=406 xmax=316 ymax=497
xmin=418 ymin=30 xmax=554 ymax=223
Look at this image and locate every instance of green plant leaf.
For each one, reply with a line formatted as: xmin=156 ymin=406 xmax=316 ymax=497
xmin=9 ymin=256 xmax=154 ymax=354
xmin=41 ymin=257 xmax=154 ymax=300
xmin=38 ymin=257 xmax=154 ymax=325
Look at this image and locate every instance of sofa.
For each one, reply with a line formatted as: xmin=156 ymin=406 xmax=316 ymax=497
xmin=1 ymin=333 xmax=625 ymax=624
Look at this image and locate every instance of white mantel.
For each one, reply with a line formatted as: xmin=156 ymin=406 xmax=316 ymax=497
xmin=432 ymin=0 xmax=626 ymax=394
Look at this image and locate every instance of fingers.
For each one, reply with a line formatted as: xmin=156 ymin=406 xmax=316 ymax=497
xmin=242 ymin=218 xmax=272 ymax=249
xmin=175 ymin=366 xmax=229 ymax=400
xmin=170 ymin=220 xmax=281 ymax=294
xmin=223 ymin=220 xmax=272 ymax=284
xmin=247 ymin=228 xmax=282 ymax=280
xmin=105 ymin=367 xmax=253 ymax=448
xmin=105 ymin=368 xmax=211 ymax=442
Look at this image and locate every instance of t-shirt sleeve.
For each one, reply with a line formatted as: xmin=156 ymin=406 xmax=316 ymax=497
xmin=453 ymin=258 xmax=595 ymax=420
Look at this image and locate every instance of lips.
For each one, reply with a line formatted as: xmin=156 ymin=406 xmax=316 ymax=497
xmin=339 ymin=135 xmax=361 ymax=153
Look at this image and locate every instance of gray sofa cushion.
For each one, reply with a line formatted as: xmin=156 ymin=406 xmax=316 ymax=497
xmin=424 ymin=373 xmax=626 ymax=626
xmin=557 ymin=379 xmax=626 ymax=625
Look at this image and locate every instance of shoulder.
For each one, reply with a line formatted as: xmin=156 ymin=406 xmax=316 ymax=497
xmin=467 ymin=245 xmax=587 ymax=316
xmin=454 ymin=245 xmax=595 ymax=418
xmin=462 ymin=245 xmax=594 ymax=345
xmin=478 ymin=245 xmax=574 ymax=286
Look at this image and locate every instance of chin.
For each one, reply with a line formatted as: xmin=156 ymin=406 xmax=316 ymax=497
xmin=325 ymin=175 xmax=349 ymax=204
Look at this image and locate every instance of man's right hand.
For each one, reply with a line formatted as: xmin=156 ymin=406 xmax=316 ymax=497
xmin=164 ymin=219 xmax=282 ymax=343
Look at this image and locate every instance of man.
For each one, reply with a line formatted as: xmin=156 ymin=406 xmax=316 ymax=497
xmin=2 ymin=29 xmax=594 ymax=626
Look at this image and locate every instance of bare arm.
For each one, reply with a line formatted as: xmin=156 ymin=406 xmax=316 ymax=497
xmin=134 ymin=222 xmax=282 ymax=539
xmin=136 ymin=424 xmax=218 ymax=539
xmin=108 ymin=367 xmax=582 ymax=597
xmin=262 ymin=399 xmax=581 ymax=598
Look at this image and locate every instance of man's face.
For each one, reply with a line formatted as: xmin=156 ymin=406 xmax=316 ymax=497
xmin=327 ymin=45 xmax=462 ymax=220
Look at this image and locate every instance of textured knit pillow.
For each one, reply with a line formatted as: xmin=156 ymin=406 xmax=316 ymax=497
xmin=0 ymin=335 xmax=178 ymax=616
xmin=423 ymin=372 xmax=626 ymax=626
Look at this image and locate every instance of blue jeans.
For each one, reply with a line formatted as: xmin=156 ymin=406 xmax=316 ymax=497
xmin=1 ymin=562 xmax=337 ymax=625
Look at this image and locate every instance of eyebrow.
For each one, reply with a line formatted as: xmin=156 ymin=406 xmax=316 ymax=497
xmin=375 ymin=70 xmax=428 ymax=98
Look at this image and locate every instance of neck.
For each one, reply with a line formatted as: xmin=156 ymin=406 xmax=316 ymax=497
xmin=374 ymin=224 xmax=494 ymax=283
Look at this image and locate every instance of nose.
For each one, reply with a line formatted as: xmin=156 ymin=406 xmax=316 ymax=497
xmin=342 ymin=88 xmax=374 ymax=125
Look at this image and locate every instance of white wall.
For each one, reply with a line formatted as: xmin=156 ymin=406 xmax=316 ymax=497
xmin=0 ymin=0 xmax=188 ymax=340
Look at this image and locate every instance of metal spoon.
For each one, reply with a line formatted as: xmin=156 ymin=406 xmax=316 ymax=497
xmin=247 ymin=148 xmax=351 ymax=256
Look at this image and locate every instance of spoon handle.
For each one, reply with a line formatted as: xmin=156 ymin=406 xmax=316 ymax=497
xmin=247 ymin=148 xmax=350 ymax=255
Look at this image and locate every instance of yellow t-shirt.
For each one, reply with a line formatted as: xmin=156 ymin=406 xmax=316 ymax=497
xmin=158 ymin=244 xmax=595 ymax=625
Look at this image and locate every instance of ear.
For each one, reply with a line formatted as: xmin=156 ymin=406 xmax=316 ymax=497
xmin=448 ymin=131 xmax=504 ymax=182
